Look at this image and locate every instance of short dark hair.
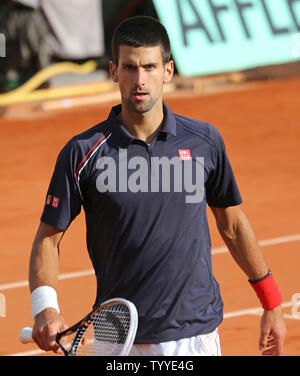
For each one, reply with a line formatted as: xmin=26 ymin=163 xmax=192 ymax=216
xmin=111 ymin=16 xmax=171 ymax=65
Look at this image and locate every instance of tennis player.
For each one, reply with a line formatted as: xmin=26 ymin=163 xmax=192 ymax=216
xmin=28 ymin=16 xmax=286 ymax=356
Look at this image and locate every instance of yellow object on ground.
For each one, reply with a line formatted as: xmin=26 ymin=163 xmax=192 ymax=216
xmin=0 ymin=61 xmax=113 ymax=106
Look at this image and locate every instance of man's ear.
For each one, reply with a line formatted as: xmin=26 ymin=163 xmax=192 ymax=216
xmin=163 ymin=60 xmax=174 ymax=84
xmin=109 ymin=61 xmax=119 ymax=83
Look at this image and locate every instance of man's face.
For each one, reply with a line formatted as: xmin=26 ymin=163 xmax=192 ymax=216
xmin=110 ymin=45 xmax=173 ymax=114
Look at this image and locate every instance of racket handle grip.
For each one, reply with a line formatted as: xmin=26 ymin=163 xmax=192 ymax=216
xmin=19 ymin=327 xmax=34 ymax=344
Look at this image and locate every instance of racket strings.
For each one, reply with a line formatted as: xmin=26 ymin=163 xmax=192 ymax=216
xmin=73 ymin=303 xmax=131 ymax=356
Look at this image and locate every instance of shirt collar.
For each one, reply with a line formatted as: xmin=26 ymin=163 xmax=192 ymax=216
xmin=108 ymin=102 xmax=177 ymax=148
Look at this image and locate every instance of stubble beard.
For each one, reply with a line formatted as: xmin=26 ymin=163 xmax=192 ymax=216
xmin=125 ymin=95 xmax=158 ymax=114
xmin=124 ymin=83 xmax=164 ymax=114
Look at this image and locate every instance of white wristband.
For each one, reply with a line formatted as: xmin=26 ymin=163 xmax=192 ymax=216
xmin=31 ymin=286 xmax=60 ymax=319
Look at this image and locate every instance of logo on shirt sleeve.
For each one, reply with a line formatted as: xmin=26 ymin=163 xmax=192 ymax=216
xmin=178 ymin=149 xmax=192 ymax=161
xmin=52 ymin=197 xmax=60 ymax=208
xmin=46 ymin=195 xmax=60 ymax=208
xmin=46 ymin=195 xmax=53 ymax=206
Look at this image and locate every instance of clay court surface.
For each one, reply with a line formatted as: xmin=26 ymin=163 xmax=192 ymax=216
xmin=0 ymin=75 xmax=299 ymax=356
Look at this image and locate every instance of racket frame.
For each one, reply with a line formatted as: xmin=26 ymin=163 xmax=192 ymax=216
xmin=56 ymin=298 xmax=138 ymax=356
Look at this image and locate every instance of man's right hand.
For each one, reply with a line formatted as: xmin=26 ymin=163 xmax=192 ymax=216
xmin=32 ymin=308 xmax=68 ymax=353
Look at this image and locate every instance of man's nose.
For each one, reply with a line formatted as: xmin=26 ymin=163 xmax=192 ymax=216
xmin=134 ymin=68 xmax=145 ymax=87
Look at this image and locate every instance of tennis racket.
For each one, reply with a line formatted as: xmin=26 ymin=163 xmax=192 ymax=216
xmin=19 ymin=298 xmax=138 ymax=356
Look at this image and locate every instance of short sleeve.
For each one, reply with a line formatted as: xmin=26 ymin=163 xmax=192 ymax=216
xmin=40 ymin=141 xmax=82 ymax=230
xmin=206 ymin=131 xmax=242 ymax=208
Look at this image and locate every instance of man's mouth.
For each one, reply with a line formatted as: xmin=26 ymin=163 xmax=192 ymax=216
xmin=132 ymin=91 xmax=148 ymax=101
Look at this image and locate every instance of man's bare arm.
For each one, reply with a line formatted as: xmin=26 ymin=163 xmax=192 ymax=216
xmin=29 ymin=222 xmax=68 ymax=352
xmin=29 ymin=222 xmax=64 ymax=291
xmin=210 ymin=205 xmax=287 ymax=355
xmin=210 ymin=205 xmax=268 ymax=280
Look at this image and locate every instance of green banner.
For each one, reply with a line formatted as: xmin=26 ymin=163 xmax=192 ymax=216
xmin=153 ymin=0 xmax=300 ymax=76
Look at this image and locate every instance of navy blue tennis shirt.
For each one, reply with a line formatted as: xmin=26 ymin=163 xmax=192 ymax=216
xmin=41 ymin=103 xmax=242 ymax=343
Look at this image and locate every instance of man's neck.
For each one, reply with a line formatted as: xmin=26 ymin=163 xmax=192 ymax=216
xmin=118 ymin=103 xmax=164 ymax=144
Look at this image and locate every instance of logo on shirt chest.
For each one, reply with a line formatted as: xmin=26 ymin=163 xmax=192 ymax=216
xmin=178 ymin=149 xmax=192 ymax=161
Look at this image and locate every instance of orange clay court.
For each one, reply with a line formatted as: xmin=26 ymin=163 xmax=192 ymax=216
xmin=0 ymin=75 xmax=299 ymax=356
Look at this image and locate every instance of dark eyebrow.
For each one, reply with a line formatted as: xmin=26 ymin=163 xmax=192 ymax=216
xmin=143 ymin=63 xmax=158 ymax=68
xmin=121 ymin=62 xmax=159 ymax=69
xmin=122 ymin=63 xmax=137 ymax=68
